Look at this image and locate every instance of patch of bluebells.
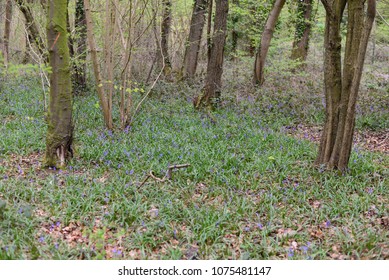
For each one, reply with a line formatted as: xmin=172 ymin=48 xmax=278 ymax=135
xmin=287 ymin=248 xmax=294 ymax=258
xmin=112 ymin=248 xmax=122 ymax=257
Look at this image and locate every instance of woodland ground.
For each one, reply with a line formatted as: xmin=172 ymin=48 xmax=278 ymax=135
xmin=0 ymin=52 xmax=388 ymax=260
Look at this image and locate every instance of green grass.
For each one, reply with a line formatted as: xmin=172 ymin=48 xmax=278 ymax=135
xmin=0 ymin=64 xmax=388 ymax=260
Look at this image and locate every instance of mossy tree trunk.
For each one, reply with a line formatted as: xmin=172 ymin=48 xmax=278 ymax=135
xmin=290 ymin=0 xmax=314 ymax=63
xmin=194 ymin=0 xmax=228 ymax=110
xmin=15 ymin=0 xmax=47 ymax=61
xmin=253 ymin=0 xmax=286 ymax=86
xmin=45 ymin=0 xmax=74 ymax=168
xmin=182 ymin=0 xmax=208 ymax=80
xmin=316 ymin=0 xmax=376 ymax=171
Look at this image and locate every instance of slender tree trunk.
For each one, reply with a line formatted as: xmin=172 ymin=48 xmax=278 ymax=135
xmin=230 ymin=0 xmax=239 ymax=57
xmin=84 ymin=0 xmax=113 ymax=129
xmin=73 ymin=0 xmax=87 ymax=93
xmin=103 ymin=0 xmax=116 ymax=125
xmin=253 ymin=0 xmax=285 ymax=86
xmin=195 ymin=0 xmax=228 ymax=110
xmin=66 ymin=0 xmax=74 ymax=59
xmin=316 ymin=0 xmax=376 ymax=171
xmin=160 ymin=0 xmax=172 ymax=75
xmin=290 ymin=0 xmax=313 ymax=62
xmin=45 ymin=0 xmax=74 ymax=168
xmin=3 ymin=0 xmax=12 ymax=65
xmin=182 ymin=0 xmax=208 ymax=80
xmin=15 ymin=0 xmax=47 ymax=61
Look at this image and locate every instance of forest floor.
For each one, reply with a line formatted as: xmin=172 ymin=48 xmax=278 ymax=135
xmin=0 ymin=57 xmax=388 ymax=260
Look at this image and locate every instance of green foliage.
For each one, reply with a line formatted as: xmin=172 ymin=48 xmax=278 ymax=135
xmin=227 ymin=0 xmax=272 ymax=54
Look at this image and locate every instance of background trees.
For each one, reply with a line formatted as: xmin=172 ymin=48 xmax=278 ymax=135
xmin=0 ymin=0 xmax=385 ymax=172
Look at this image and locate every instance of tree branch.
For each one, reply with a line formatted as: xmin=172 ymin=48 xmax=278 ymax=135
xmin=320 ymin=0 xmax=332 ymax=16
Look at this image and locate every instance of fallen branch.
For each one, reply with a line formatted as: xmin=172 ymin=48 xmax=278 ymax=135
xmin=138 ymin=164 xmax=191 ymax=187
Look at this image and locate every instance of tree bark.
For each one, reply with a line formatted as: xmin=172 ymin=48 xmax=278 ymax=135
xmin=316 ymin=0 xmax=376 ymax=171
xmin=160 ymin=0 xmax=172 ymax=75
xmin=2 ymin=0 xmax=12 ymax=65
xmin=103 ymin=0 xmax=115 ymax=125
xmin=230 ymin=0 xmax=239 ymax=56
xmin=253 ymin=0 xmax=286 ymax=86
xmin=194 ymin=0 xmax=228 ymax=110
xmin=182 ymin=0 xmax=208 ymax=80
xmin=84 ymin=0 xmax=113 ymax=130
xmin=290 ymin=0 xmax=314 ymax=62
xmin=45 ymin=0 xmax=74 ymax=168
xmin=206 ymin=0 xmax=213 ymax=62
xmin=15 ymin=0 xmax=47 ymax=61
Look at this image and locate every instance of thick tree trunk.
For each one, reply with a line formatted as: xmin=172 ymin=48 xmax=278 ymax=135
xmin=290 ymin=0 xmax=313 ymax=62
xmin=84 ymin=0 xmax=113 ymax=129
xmin=15 ymin=0 xmax=47 ymax=61
xmin=2 ymin=0 xmax=12 ymax=65
xmin=316 ymin=0 xmax=376 ymax=171
xmin=182 ymin=0 xmax=208 ymax=79
xmin=253 ymin=0 xmax=285 ymax=86
xmin=45 ymin=0 xmax=74 ymax=168
xmin=73 ymin=0 xmax=87 ymax=93
xmin=160 ymin=0 xmax=172 ymax=75
xmin=194 ymin=0 xmax=228 ymax=110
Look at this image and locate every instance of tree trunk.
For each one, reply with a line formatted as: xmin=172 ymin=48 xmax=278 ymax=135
xmin=160 ymin=0 xmax=172 ymax=75
xmin=206 ymin=0 xmax=213 ymax=62
xmin=194 ymin=0 xmax=228 ymax=110
xmin=15 ymin=0 xmax=47 ymax=61
xmin=45 ymin=0 xmax=74 ymax=168
xmin=2 ymin=0 xmax=12 ymax=66
xmin=182 ymin=0 xmax=208 ymax=80
xmin=253 ymin=0 xmax=285 ymax=86
xmin=290 ymin=0 xmax=313 ymax=62
xmin=316 ymin=0 xmax=376 ymax=171
xmin=73 ymin=0 xmax=87 ymax=93
xmin=84 ymin=0 xmax=113 ymax=130
xmin=103 ymin=0 xmax=115 ymax=125
xmin=230 ymin=0 xmax=239 ymax=57
xmin=66 ymin=0 xmax=74 ymax=59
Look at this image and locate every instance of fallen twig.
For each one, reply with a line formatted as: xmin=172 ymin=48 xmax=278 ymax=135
xmin=138 ymin=163 xmax=191 ymax=187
